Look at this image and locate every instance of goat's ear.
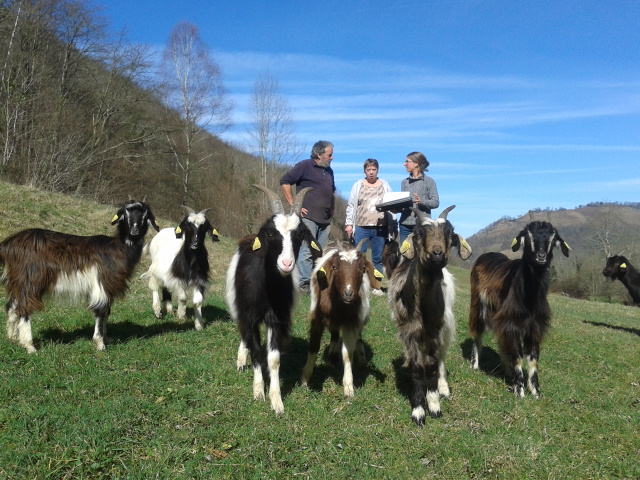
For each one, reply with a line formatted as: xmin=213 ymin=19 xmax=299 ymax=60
xmin=400 ymin=233 xmax=415 ymax=260
xmin=251 ymin=234 xmax=268 ymax=258
xmin=147 ymin=209 xmax=160 ymax=232
xmin=316 ymin=266 xmax=329 ymax=291
xmin=454 ymin=234 xmax=473 ymax=260
xmin=555 ymin=233 xmax=571 ymax=257
xmin=368 ymin=262 xmax=384 ymax=290
xmin=511 ymin=229 xmax=527 ymax=252
xmin=210 ymin=227 xmax=220 ymax=242
xmin=308 ymin=235 xmax=323 ymax=258
xmin=111 ymin=207 xmax=126 ymax=225
xmin=174 ymin=225 xmax=184 ymax=239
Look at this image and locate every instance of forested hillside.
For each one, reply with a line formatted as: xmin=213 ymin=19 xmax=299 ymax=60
xmin=0 ymin=1 xmax=347 ymax=239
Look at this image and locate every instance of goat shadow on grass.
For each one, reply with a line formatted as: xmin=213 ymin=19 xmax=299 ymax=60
xmin=280 ymin=337 xmax=387 ymax=396
xmin=582 ymin=320 xmax=640 ymax=337
xmin=459 ymin=338 xmax=505 ymax=379
xmin=38 ymin=304 xmax=230 ymax=348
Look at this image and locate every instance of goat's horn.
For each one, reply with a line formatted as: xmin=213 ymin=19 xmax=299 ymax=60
xmin=291 ymin=187 xmax=313 ymax=216
xmin=439 ymin=205 xmax=456 ymax=220
xmin=252 ymin=184 xmax=285 ymax=215
xmin=197 ymin=208 xmax=212 ymax=216
xmin=356 ymin=238 xmax=368 ymax=251
xmin=181 ymin=206 xmax=196 ymax=215
xmin=411 ymin=207 xmax=428 ymax=225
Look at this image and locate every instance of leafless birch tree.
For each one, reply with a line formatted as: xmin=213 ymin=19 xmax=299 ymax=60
xmin=246 ymin=72 xmax=301 ymax=190
xmin=159 ymin=21 xmax=232 ymax=205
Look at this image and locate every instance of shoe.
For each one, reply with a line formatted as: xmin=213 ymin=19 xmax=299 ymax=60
xmin=299 ymin=284 xmax=310 ymax=295
xmin=372 ymin=288 xmax=385 ymax=296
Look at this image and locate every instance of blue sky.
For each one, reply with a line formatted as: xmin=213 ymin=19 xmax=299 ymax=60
xmin=102 ymin=0 xmax=640 ymax=237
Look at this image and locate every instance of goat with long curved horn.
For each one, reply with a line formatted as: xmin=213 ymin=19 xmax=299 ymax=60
xmin=291 ymin=187 xmax=313 ymax=216
xmin=252 ymin=184 xmax=285 ymax=215
xmin=439 ymin=205 xmax=456 ymax=219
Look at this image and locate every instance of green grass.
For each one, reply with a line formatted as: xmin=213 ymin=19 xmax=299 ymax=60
xmin=0 ymin=181 xmax=638 ymax=479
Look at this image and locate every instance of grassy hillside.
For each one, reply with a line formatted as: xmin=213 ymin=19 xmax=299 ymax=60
xmin=0 ymin=184 xmax=638 ymax=479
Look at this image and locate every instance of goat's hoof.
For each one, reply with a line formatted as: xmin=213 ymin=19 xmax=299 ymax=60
xmin=25 ymin=345 xmax=37 ymax=354
xmin=194 ymin=322 xmax=203 ymax=331
xmin=428 ymin=409 xmax=443 ymax=419
xmin=270 ymin=395 xmax=284 ymax=415
xmin=253 ymin=389 xmax=265 ymax=402
xmin=411 ymin=407 xmax=426 ymax=426
xmin=343 ymin=385 xmax=355 ymax=397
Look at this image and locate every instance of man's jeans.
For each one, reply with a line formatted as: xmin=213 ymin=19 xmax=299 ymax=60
xmin=298 ymin=218 xmax=331 ymax=287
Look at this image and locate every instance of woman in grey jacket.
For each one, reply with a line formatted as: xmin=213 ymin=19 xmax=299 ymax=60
xmin=398 ymin=151 xmax=440 ymax=242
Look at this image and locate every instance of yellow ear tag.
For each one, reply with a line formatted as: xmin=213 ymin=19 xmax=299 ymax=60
xmin=620 ymin=263 xmax=627 ymax=269
xmin=374 ymin=269 xmax=384 ymax=279
xmin=461 ymin=239 xmax=471 ymax=251
xmin=252 ymin=237 xmax=261 ymax=250
xmin=400 ymin=240 xmax=411 ymax=254
xmin=317 ymin=267 xmax=327 ymax=279
xmin=111 ymin=214 xmax=119 ymax=223
xmin=511 ymin=238 xmax=518 ymax=248
xmin=175 ymin=226 xmax=182 ymax=234
xmin=564 ymin=242 xmax=572 ymax=250
xmin=213 ymin=229 xmax=219 ymax=236
xmin=311 ymin=241 xmax=320 ymax=251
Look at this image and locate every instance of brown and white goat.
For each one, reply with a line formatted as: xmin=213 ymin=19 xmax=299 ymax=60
xmin=602 ymin=255 xmax=640 ymax=307
xmin=299 ymin=239 xmax=382 ymax=397
xmin=226 ymin=185 xmax=322 ymax=415
xmin=388 ymin=206 xmax=470 ymax=425
xmin=469 ymin=221 xmax=570 ymax=398
xmin=0 ymin=200 xmax=159 ymax=353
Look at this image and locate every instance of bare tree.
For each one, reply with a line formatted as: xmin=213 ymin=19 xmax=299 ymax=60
xmin=159 ymin=21 xmax=232 ymax=206
xmin=246 ymin=72 xmax=302 ymax=190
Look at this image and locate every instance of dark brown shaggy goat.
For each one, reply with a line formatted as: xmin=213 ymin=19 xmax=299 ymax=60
xmin=299 ymin=239 xmax=382 ymax=398
xmin=469 ymin=221 xmax=570 ymax=397
xmin=602 ymin=255 xmax=640 ymax=307
xmin=0 ymin=200 xmax=158 ymax=353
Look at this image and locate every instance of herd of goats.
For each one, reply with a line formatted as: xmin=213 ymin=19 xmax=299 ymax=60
xmin=0 ymin=185 xmax=637 ymax=426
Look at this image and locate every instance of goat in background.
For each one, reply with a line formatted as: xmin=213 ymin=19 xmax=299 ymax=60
xmin=602 ymin=255 xmax=640 ymax=307
xmin=0 ymin=199 xmax=159 ymax=353
xmin=142 ymin=207 xmax=219 ymax=330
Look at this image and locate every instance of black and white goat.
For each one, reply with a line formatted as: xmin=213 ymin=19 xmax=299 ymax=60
xmin=0 ymin=199 xmax=159 ymax=353
xmin=469 ymin=221 xmax=570 ymax=398
xmin=299 ymin=239 xmax=382 ymax=397
xmin=142 ymin=207 xmax=219 ymax=330
xmin=602 ymin=255 xmax=640 ymax=306
xmin=388 ymin=206 xmax=470 ymax=425
xmin=226 ymin=185 xmax=322 ymax=414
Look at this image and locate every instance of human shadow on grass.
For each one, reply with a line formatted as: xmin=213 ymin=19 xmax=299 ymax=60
xmin=276 ymin=336 xmax=387 ymax=398
xmin=582 ymin=320 xmax=640 ymax=337
xmin=38 ymin=304 xmax=230 ymax=347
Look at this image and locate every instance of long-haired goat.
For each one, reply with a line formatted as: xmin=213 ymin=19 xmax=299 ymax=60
xmin=299 ymin=239 xmax=382 ymax=397
xmin=602 ymin=255 xmax=640 ymax=306
xmin=142 ymin=207 xmax=219 ymax=330
xmin=388 ymin=206 xmax=471 ymax=425
xmin=0 ymin=199 xmax=159 ymax=353
xmin=469 ymin=221 xmax=570 ymax=397
xmin=226 ymin=185 xmax=322 ymax=415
